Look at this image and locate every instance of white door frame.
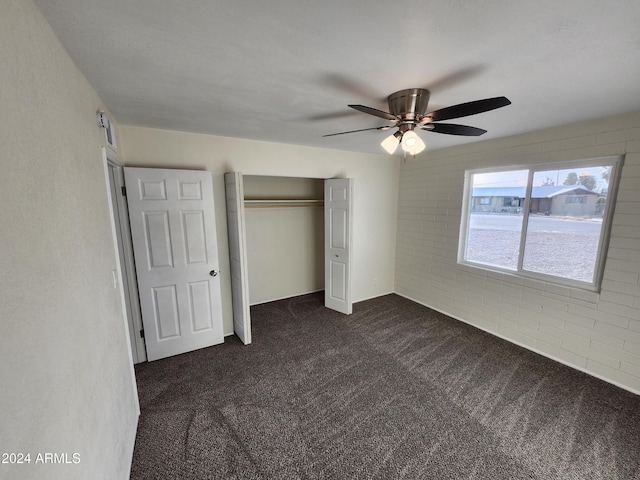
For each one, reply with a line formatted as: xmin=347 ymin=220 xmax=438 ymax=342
xmin=101 ymin=147 xmax=140 ymax=415
xmin=103 ymin=151 xmax=146 ymax=363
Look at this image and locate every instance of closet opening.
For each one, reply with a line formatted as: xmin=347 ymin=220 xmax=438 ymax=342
xmin=243 ymin=175 xmax=325 ymax=305
xmin=225 ymin=173 xmax=353 ymax=345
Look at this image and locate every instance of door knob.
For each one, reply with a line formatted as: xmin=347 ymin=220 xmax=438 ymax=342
xmin=209 ymin=270 xmax=218 ymax=277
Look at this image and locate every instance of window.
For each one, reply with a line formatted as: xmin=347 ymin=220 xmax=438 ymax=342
xmin=459 ymin=156 xmax=623 ymax=290
xmin=105 ymin=119 xmax=117 ymax=151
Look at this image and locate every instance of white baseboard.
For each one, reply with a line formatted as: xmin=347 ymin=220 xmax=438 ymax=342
xmin=249 ymin=289 xmax=324 ymax=306
xmin=393 ymin=291 xmax=640 ymax=396
xmin=354 ymin=291 xmax=396 ymax=303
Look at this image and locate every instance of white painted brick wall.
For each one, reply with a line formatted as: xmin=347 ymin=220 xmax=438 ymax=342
xmin=395 ymin=111 xmax=640 ymax=394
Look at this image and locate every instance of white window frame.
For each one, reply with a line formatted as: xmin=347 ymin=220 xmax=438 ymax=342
xmin=104 ymin=119 xmax=118 ymax=152
xmin=458 ymin=155 xmax=624 ymax=291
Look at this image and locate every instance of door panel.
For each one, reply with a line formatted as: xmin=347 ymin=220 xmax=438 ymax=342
xmin=325 ymin=178 xmax=353 ymax=314
xmin=188 ymin=280 xmax=214 ymax=332
xmin=153 ymin=285 xmax=180 ymax=339
xmin=179 ymin=179 xmax=203 ymax=200
xmin=140 ymin=179 xmax=167 ymax=200
xmin=330 ymin=209 xmax=347 ymax=249
xmin=125 ymin=167 xmax=224 ymax=361
xmin=330 ymin=261 xmax=346 ymax=300
xmin=225 ymin=172 xmax=252 ymax=345
xmin=144 ymin=211 xmax=173 ymax=268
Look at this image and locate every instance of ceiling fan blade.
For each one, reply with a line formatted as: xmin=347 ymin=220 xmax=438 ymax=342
xmin=348 ymin=104 xmax=398 ymax=121
xmin=306 ymin=110 xmax=361 ymax=121
xmin=423 ymin=123 xmax=487 ymax=136
xmin=424 ymin=65 xmax=485 ymax=93
xmin=323 ymin=74 xmax=386 ymax=103
xmin=423 ymin=96 xmax=511 ymax=122
xmin=323 ymin=126 xmax=391 ymax=137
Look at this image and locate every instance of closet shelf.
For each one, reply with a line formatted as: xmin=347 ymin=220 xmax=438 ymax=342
xmin=244 ymin=199 xmax=324 ymax=208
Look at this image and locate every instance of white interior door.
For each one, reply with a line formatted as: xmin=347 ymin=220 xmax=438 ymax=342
xmin=224 ymin=172 xmax=252 ymax=345
xmin=325 ymin=178 xmax=353 ymax=314
xmin=124 ymin=167 xmax=224 ymax=361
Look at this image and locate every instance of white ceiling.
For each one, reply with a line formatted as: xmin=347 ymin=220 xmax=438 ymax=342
xmin=34 ymin=0 xmax=640 ymax=156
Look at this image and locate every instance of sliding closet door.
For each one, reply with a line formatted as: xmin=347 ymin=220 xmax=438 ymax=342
xmin=225 ymin=172 xmax=252 ymax=345
xmin=324 ymin=178 xmax=353 ymax=314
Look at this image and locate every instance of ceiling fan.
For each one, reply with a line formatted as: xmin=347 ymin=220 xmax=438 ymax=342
xmin=323 ymin=88 xmax=511 ymax=155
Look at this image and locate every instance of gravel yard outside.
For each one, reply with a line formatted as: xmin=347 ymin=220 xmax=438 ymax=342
xmin=464 ymin=214 xmax=601 ymax=283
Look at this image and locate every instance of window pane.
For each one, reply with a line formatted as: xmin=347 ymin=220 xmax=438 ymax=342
xmin=465 ymin=170 xmax=528 ymax=270
xmin=522 ymin=167 xmax=610 ymax=283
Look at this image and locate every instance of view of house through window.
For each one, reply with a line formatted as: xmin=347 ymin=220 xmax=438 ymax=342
xmin=461 ymin=158 xmax=621 ymax=288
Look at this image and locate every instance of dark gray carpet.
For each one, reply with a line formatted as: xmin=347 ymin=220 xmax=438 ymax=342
xmin=130 ymin=293 xmax=640 ymax=479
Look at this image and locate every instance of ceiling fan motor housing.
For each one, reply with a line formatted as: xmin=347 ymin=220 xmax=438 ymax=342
xmin=387 ymin=88 xmax=431 ymax=122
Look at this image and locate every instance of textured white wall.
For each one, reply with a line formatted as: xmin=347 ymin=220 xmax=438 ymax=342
xmin=245 ymin=206 xmax=324 ymax=304
xmin=395 ymin=111 xmax=640 ymax=394
xmin=0 ymin=1 xmax=139 ymax=479
xmin=119 ymin=126 xmax=400 ymax=334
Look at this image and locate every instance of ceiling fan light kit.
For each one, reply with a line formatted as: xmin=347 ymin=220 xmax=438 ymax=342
xmin=381 ymin=131 xmax=401 ymax=154
xmin=400 ymin=129 xmax=426 ymax=155
xmin=323 ymin=87 xmax=511 ymax=156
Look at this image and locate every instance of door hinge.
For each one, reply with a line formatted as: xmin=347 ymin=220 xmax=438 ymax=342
xmin=140 ymin=329 xmax=145 ymax=339
xmin=121 ymin=186 xmax=127 ymax=196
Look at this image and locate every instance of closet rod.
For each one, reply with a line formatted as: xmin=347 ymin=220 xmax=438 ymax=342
xmin=244 ymin=199 xmax=324 ymax=209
